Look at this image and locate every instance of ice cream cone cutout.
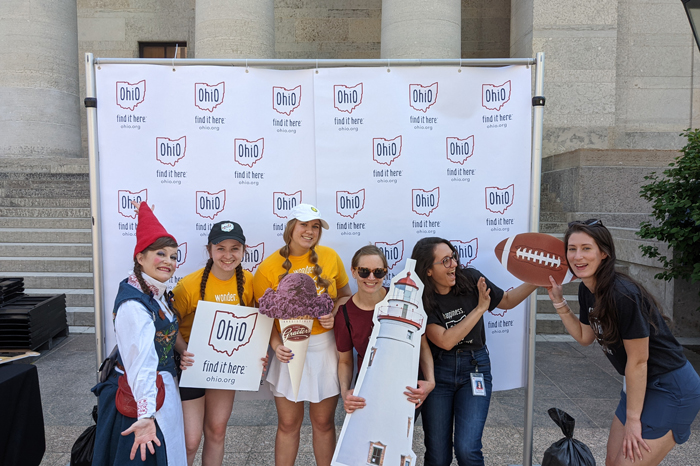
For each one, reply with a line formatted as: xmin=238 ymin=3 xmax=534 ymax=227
xmin=279 ymin=317 xmax=314 ymax=401
xmin=258 ymin=273 xmax=334 ymax=402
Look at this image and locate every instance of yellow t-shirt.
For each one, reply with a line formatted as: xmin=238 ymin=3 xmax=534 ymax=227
xmin=253 ymin=245 xmax=349 ymax=335
xmin=173 ymin=266 xmax=254 ymax=342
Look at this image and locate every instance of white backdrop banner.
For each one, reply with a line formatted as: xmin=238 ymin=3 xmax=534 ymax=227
xmin=95 ymin=64 xmax=532 ymax=391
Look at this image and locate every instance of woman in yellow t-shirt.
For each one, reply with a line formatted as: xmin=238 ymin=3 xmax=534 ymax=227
xmin=253 ymin=204 xmax=351 ymax=466
xmin=173 ymin=221 xmax=253 ymax=466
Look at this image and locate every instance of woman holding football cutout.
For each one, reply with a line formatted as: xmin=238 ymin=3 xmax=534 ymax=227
xmin=547 ymin=219 xmax=700 ymax=466
xmin=411 ymin=237 xmax=538 ymax=466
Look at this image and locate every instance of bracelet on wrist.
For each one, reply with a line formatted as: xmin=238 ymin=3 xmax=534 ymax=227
xmin=552 ymin=299 xmax=568 ymax=309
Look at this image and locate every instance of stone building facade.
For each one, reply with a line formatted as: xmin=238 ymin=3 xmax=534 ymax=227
xmin=0 ymin=0 xmax=697 ymax=331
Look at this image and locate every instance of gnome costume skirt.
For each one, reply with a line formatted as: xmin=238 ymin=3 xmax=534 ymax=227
xmin=267 ymin=330 xmax=340 ymax=402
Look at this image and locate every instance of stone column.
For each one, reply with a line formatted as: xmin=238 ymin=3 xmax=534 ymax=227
xmin=0 ymin=0 xmax=81 ymax=158
xmin=381 ymin=0 xmax=461 ymax=59
xmin=195 ymin=0 xmax=275 ymax=58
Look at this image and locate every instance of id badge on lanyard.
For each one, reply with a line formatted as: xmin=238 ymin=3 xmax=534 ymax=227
xmin=470 ymin=371 xmax=486 ymax=396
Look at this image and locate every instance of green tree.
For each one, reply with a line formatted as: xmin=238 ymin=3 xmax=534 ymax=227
xmin=638 ymin=129 xmax=700 ymax=294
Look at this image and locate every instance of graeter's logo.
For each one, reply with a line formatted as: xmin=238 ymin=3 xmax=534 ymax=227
xmin=334 ymin=83 xmax=363 ymax=114
xmin=373 ymin=136 xmax=402 ymax=166
xmin=176 ymin=242 xmax=187 ymax=269
xmin=450 ymin=239 xmax=478 ymax=267
xmin=446 ymin=136 xmax=474 ymax=165
xmin=208 ymin=310 xmax=258 ymax=356
xmin=273 ymin=85 xmax=302 ymax=116
xmin=282 ymin=324 xmax=311 ymax=342
xmin=234 ymin=138 xmax=264 ymax=168
xmin=242 ymin=242 xmax=264 ymax=273
xmin=375 ymin=240 xmax=404 ymax=270
xmin=118 ymin=189 xmax=147 ymax=219
xmin=485 ymin=184 xmax=514 ymax=214
xmin=482 ymin=81 xmax=511 ymax=111
xmin=273 ymin=190 xmax=302 ymax=219
xmin=412 ymin=187 xmax=440 ymax=217
xmin=156 ymin=136 xmax=186 ymax=167
xmin=409 ymin=82 xmax=438 ymax=112
xmin=195 ymin=82 xmax=225 ymax=112
xmin=336 ymin=189 xmax=365 ymax=219
xmin=116 ymin=80 xmax=146 ymax=111
xmin=196 ymin=190 xmax=226 ymax=220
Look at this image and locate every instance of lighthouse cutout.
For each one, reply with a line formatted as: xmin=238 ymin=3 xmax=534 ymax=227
xmin=332 ymin=259 xmax=426 ymax=466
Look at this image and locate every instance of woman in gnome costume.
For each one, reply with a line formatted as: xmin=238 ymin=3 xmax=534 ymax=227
xmin=253 ymin=203 xmax=351 ymax=466
xmin=92 ymin=202 xmax=186 ymax=466
xmin=172 ymin=220 xmax=254 ymax=466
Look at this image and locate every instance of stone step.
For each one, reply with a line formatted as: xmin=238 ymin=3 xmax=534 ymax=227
xmin=0 ymin=228 xmax=92 ymax=243
xmin=536 ymin=294 xmax=580 ymax=314
xmin=0 ymin=197 xmax=91 ymax=208
xmin=536 ymin=313 xmax=578 ymax=334
xmin=0 ymin=257 xmax=92 ymax=273
xmin=67 ymin=307 xmax=95 ymax=326
xmin=0 ymin=171 xmax=88 ymax=181
xmin=0 ymin=217 xmax=92 ymax=229
xmin=539 ymin=221 xmax=567 ymax=234
xmin=0 ymin=272 xmax=93 ymax=288
xmin=0 ymin=206 xmax=90 ymax=218
xmin=0 ymin=243 xmax=92 ymax=257
xmin=540 ymin=211 xmax=568 ymax=223
xmin=537 ymin=281 xmax=580 ymax=295
xmin=0 ymin=179 xmax=88 ymax=190
xmin=25 ymin=289 xmax=94 ymax=307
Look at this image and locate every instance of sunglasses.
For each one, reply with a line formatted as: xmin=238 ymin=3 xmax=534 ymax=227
xmin=355 ymin=267 xmax=388 ymax=279
xmin=433 ymin=252 xmax=459 ymax=268
xmin=568 ymin=218 xmax=603 ymax=228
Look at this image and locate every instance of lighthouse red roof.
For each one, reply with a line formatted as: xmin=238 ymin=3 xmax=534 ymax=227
xmin=396 ymin=272 xmax=418 ymax=289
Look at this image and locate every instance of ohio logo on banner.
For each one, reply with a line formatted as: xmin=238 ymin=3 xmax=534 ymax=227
xmin=195 ymin=82 xmax=225 ymax=112
xmin=156 ymin=136 xmax=186 ymax=166
xmin=234 ymin=138 xmax=264 ymax=168
xmin=482 ymin=81 xmax=511 ymax=111
xmin=336 ymin=189 xmax=365 ymax=219
xmin=177 ymin=242 xmax=187 ymax=269
xmin=273 ymin=190 xmax=302 ymax=219
xmin=446 ymin=136 xmax=474 ymax=165
xmin=334 ymin=83 xmax=363 ymax=113
xmin=196 ymin=190 xmax=226 ymax=220
xmin=116 ymin=80 xmax=146 ymax=111
xmin=409 ymin=82 xmax=438 ymax=112
xmin=373 ymin=136 xmax=402 ymax=166
xmin=450 ymin=238 xmax=478 ymax=267
xmin=485 ymin=184 xmax=514 ymax=214
xmin=118 ymin=189 xmax=147 ymax=219
xmin=412 ymin=187 xmax=440 ymax=217
xmin=273 ymin=85 xmax=302 ymax=116
xmin=242 ymin=243 xmax=265 ymax=272
xmin=375 ymin=240 xmax=404 ymax=270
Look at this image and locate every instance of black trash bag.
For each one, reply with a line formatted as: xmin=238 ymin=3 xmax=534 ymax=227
xmin=70 ymin=405 xmax=98 ymax=466
xmin=542 ymin=408 xmax=596 ymax=466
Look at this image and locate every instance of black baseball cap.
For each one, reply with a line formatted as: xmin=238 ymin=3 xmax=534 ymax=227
xmin=208 ymin=221 xmax=246 ymax=245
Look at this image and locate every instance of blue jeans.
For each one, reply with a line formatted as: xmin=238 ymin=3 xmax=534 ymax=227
xmin=421 ymin=346 xmax=492 ymax=466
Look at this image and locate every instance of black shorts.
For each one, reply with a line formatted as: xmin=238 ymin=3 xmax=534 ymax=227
xmin=179 ymin=386 xmax=205 ymax=401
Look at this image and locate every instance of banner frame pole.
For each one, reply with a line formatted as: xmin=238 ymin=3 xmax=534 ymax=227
xmin=85 ymin=52 xmax=106 ymax=376
xmin=522 ymin=51 xmax=546 ymax=466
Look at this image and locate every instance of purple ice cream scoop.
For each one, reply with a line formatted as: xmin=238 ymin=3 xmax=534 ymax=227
xmin=258 ymin=273 xmax=334 ymax=319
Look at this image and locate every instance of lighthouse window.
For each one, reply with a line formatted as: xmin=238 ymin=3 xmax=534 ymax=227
xmin=368 ymin=347 xmax=377 ymax=366
xmin=368 ymin=443 xmax=385 ymax=465
xmin=401 ymin=455 xmax=412 ymax=466
xmin=407 ymin=330 xmax=413 ymax=341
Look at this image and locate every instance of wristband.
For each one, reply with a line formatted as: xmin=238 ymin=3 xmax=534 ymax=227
xmin=552 ymin=299 xmax=567 ymax=309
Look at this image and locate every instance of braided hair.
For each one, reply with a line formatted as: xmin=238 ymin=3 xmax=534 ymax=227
xmin=278 ymin=219 xmax=330 ymax=292
xmin=133 ymin=236 xmax=181 ymax=322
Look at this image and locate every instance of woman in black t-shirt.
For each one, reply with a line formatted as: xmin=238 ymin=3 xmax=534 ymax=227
xmin=411 ymin=237 xmax=538 ymax=466
xmin=547 ymin=219 xmax=700 ymax=466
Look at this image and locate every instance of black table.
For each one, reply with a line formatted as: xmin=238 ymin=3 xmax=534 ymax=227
xmin=0 ymin=363 xmax=45 ymax=466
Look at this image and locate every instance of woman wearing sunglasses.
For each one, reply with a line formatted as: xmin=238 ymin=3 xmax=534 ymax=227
xmin=334 ymin=245 xmax=435 ymax=414
xmin=547 ymin=219 xmax=700 ymax=466
xmin=411 ymin=237 xmax=538 ymax=466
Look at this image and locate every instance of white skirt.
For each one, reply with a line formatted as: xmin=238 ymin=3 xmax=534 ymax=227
xmin=266 ymin=330 xmax=340 ymax=403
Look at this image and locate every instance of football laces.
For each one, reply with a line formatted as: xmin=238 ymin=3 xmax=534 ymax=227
xmin=515 ymin=247 xmax=561 ymax=269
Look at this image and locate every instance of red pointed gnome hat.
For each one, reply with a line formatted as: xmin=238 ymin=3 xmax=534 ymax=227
xmin=133 ymin=202 xmax=177 ymax=258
